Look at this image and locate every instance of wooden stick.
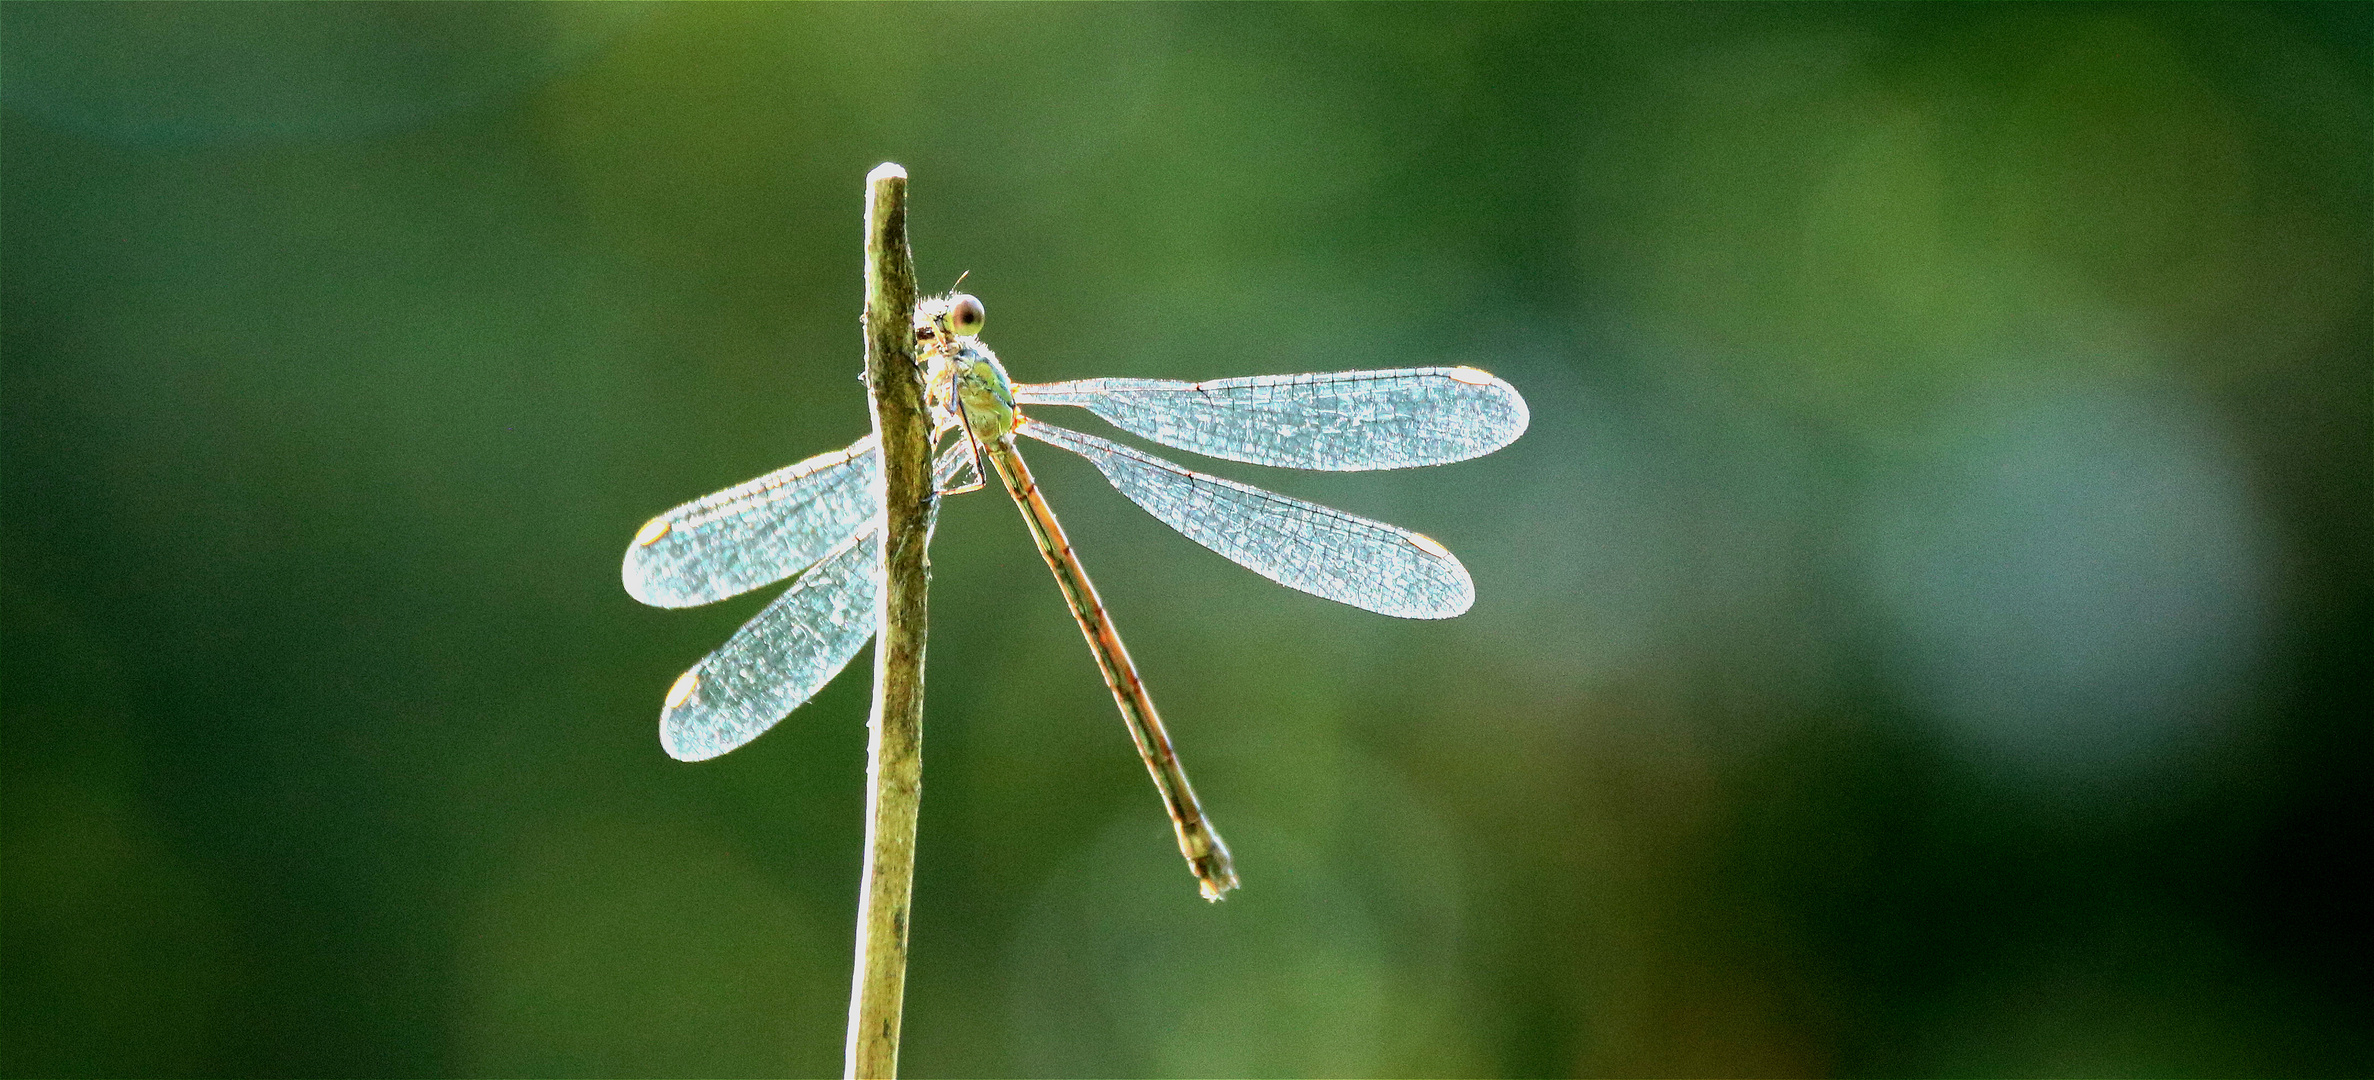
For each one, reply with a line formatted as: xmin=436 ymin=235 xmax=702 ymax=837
xmin=844 ymin=162 xmax=930 ymax=1080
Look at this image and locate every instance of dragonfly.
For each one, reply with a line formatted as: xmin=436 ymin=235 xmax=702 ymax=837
xmin=623 ymin=292 xmax=1529 ymax=899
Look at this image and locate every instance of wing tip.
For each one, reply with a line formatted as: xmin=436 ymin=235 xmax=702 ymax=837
xmin=620 ymin=518 xmax=673 ymax=603
xmin=1501 ymin=384 xmax=1532 ymax=445
xmin=622 ymin=559 xmax=659 ymax=606
xmin=660 ymin=733 xmax=726 ymax=763
xmin=1400 ymin=585 xmax=1475 ymax=620
xmin=1406 ymin=530 xmax=1452 ymax=559
xmin=660 ymin=718 xmax=731 ymax=763
xmin=1452 ymin=366 xmax=1530 ymax=451
xmin=622 ymin=562 xmax=697 ymax=609
xmin=657 ymin=671 xmax=725 ymax=762
xmin=1402 ymin=534 xmax=1475 ymax=619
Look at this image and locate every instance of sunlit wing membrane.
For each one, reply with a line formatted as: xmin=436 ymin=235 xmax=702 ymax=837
xmin=1012 ymin=367 xmax=1529 ymax=472
xmin=622 ymin=435 xmax=881 ymax=609
xmin=653 ymin=442 xmax=977 ymax=760
xmin=936 ymin=435 xmax=981 ymax=494
xmin=658 ymin=523 xmax=881 ymax=761
xmin=1021 ymin=420 xmax=1474 ymax=619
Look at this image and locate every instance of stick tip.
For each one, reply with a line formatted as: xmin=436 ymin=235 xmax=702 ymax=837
xmin=868 ymin=162 xmax=907 ymax=183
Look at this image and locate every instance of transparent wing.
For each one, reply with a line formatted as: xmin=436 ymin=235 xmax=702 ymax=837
xmin=659 ymin=523 xmax=880 ymax=761
xmin=655 ymin=442 xmax=977 ymax=761
xmin=623 ymin=435 xmax=880 ymax=608
xmin=1011 ymin=367 xmax=1528 ymax=471
xmin=1021 ymin=420 xmax=1474 ymax=619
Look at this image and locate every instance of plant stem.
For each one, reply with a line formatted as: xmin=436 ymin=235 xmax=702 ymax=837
xmin=844 ymin=162 xmax=930 ymax=1080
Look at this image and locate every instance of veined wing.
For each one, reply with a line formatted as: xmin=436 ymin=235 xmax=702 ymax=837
xmin=655 ymin=442 xmax=976 ymax=761
xmin=659 ymin=522 xmax=880 ymax=761
xmin=1020 ymin=419 xmax=1474 ymax=619
xmin=624 ymin=435 xmax=879 ymax=608
xmin=1011 ymin=367 xmax=1528 ymax=471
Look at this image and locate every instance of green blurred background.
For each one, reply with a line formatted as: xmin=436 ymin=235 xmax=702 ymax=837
xmin=4 ymin=3 xmax=2368 ymax=1076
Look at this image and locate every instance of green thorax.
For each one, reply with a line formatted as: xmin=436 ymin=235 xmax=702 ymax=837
xmin=949 ymin=340 xmax=1018 ymax=442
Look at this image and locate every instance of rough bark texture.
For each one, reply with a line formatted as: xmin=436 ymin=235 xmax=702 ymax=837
xmin=844 ymin=162 xmax=928 ymax=1080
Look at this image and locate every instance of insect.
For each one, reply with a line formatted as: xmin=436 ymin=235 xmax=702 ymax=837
xmin=623 ymin=292 xmax=1529 ymax=899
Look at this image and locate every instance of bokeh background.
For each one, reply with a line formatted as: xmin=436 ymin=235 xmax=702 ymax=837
xmin=4 ymin=3 xmax=2368 ymax=1076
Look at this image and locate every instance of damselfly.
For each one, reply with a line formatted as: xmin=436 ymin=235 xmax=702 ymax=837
xmin=623 ymin=292 xmax=1528 ymax=898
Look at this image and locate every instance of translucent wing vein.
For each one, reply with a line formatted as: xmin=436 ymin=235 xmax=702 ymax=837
xmin=1021 ymin=420 xmax=1473 ymax=619
xmin=623 ymin=435 xmax=880 ymax=608
xmin=651 ymin=442 xmax=976 ymax=761
xmin=1012 ymin=367 xmax=1528 ymax=471
xmin=658 ymin=523 xmax=881 ymax=761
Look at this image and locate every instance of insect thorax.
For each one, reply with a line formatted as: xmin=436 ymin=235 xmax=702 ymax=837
xmin=949 ymin=341 xmax=1017 ymax=441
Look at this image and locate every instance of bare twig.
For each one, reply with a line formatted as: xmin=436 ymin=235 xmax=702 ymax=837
xmin=844 ymin=162 xmax=930 ymax=1080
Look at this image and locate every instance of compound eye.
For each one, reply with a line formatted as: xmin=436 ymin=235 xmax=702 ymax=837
xmin=947 ymin=293 xmax=985 ymax=337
